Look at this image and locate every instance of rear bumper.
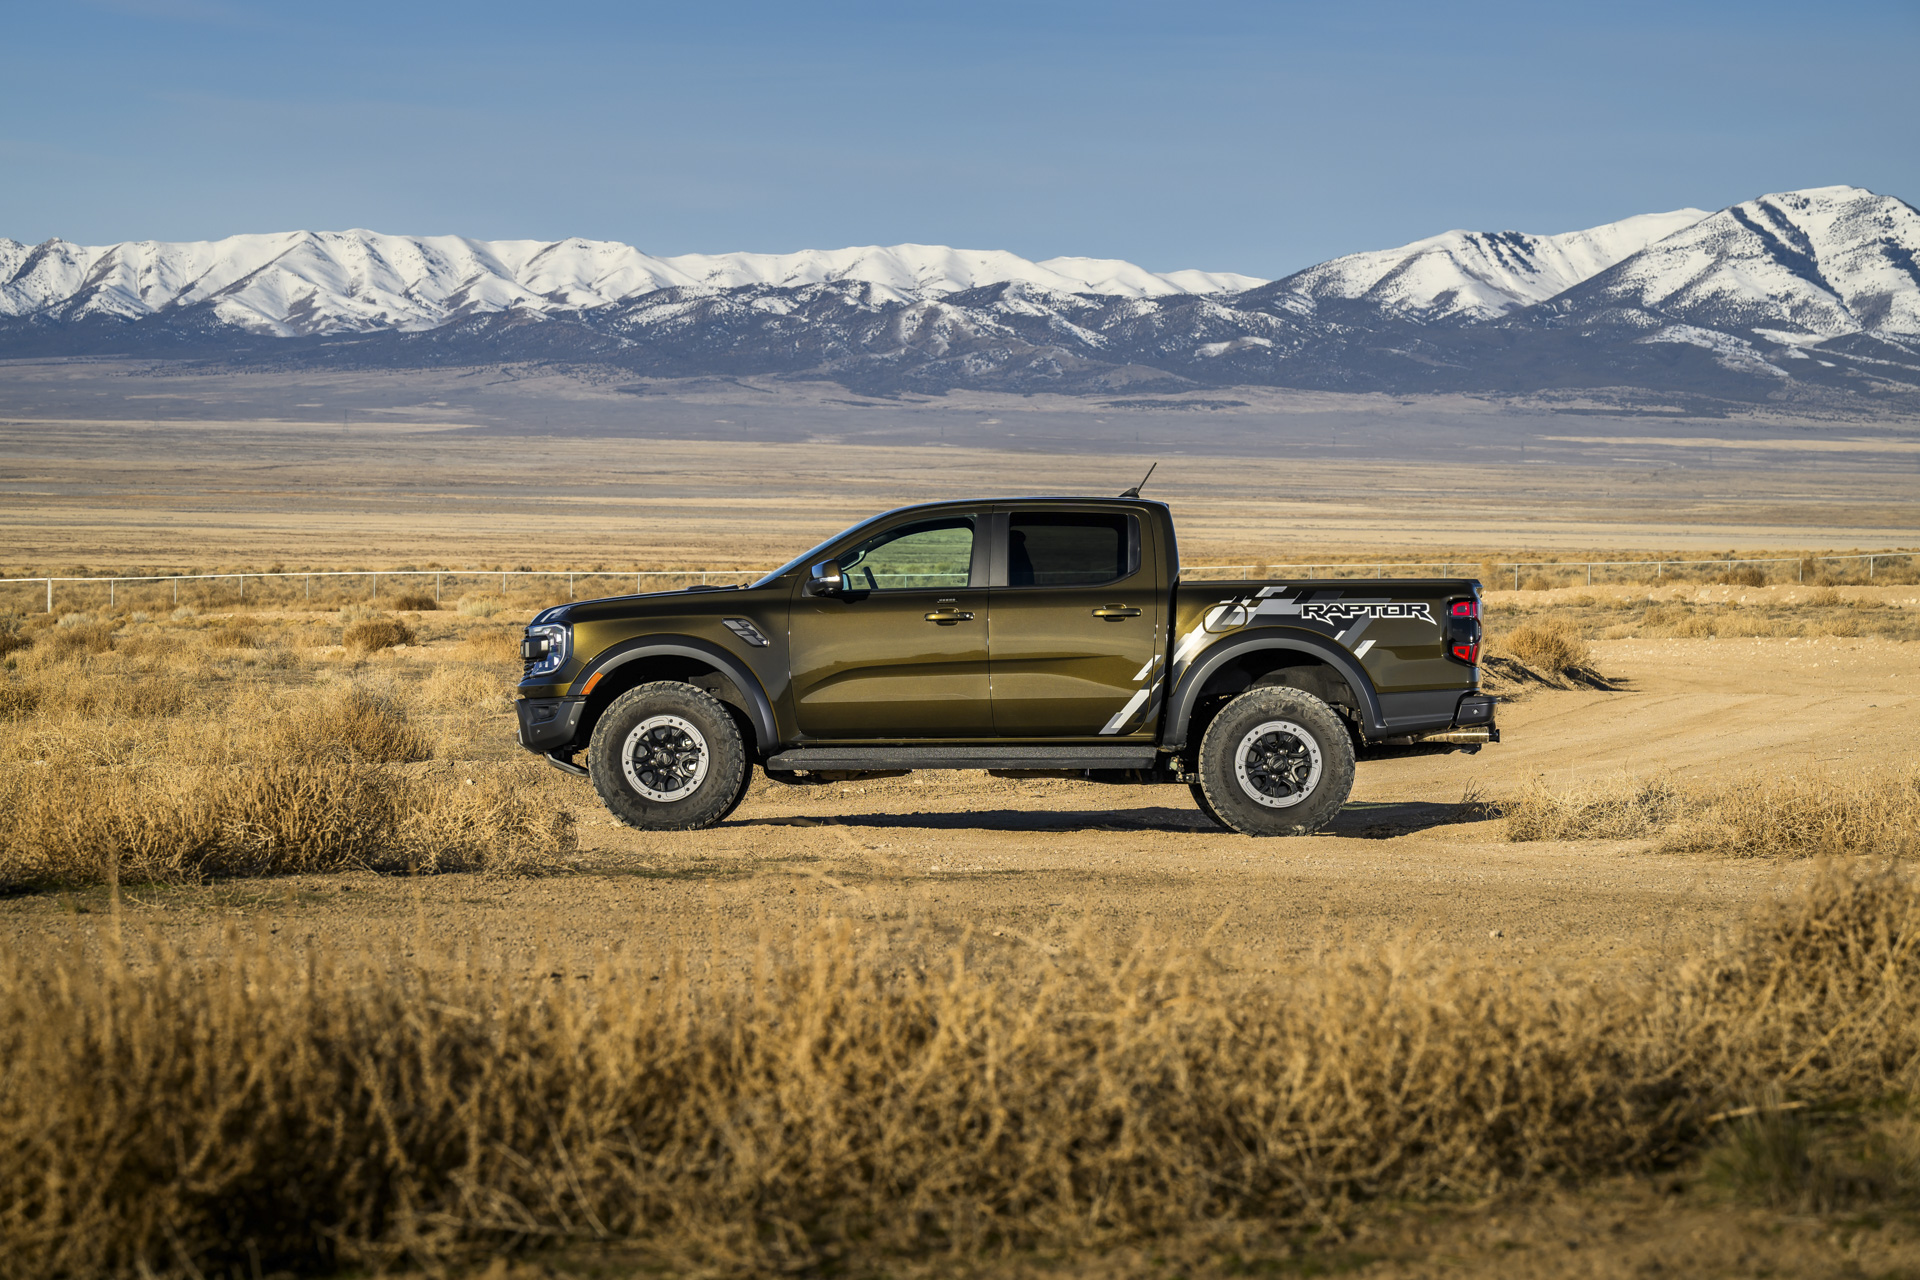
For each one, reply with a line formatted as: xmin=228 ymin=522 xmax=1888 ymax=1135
xmin=515 ymin=696 xmax=586 ymax=754
xmin=1452 ymin=693 xmax=1497 ymax=728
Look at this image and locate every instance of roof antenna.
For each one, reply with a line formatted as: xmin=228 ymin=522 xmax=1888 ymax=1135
xmin=1119 ymin=462 xmax=1157 ymax=498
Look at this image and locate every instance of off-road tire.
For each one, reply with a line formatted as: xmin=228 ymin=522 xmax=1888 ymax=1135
xmin=1194 ymin=687 xmax=1354 ymax=836
xmin=1188 ymin=781 xmax=1229 ymax=830
xmin=589 ymin=682 xmax=748 ymax=831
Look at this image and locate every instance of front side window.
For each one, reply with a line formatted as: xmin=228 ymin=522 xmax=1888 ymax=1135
xmin=839 ymin=516 xmax=975 ymax=591
xmin=1007 ymin=512 xmax=1136 ymax=587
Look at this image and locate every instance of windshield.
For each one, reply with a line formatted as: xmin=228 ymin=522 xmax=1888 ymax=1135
xmin=750 ymin=510 xmax=894 ymax=588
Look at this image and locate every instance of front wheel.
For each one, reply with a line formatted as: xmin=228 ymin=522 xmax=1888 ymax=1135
xmin=1194 ymin=687 xmax=1354 ymax=836
xmin=588 ymin=682 xmax=749 ymax=831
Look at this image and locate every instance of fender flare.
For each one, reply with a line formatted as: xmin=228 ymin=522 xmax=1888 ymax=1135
xmin=576 ymin=635 xmax=777 ymax=752
xmin=1160 ymin=629 xmax=1385 ymax=750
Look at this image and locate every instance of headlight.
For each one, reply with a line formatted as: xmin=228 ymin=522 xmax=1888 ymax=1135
xmin=521 ymin=623 xmax=571 ymax=678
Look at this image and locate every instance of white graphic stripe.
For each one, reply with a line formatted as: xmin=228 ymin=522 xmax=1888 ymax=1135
xmin=1353 ymin=639 xmax=1375 ymax=659
xmin=1100 ymin=686 xmax=1152 ymax=735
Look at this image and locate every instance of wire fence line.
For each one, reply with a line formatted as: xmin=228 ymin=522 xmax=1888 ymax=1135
xmin=2 ymin=551 xmax=1914 ymax=613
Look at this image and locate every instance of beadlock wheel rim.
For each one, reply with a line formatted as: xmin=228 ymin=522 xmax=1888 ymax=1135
xmin=1232 ymin=719 xmax=1322 ymax=809
xmin=622 ymin=714 xmax=710 ymax=802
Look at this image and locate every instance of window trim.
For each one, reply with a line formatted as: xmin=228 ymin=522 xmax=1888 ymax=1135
xmin=989 ymin=508 xmax=1143 ymax=590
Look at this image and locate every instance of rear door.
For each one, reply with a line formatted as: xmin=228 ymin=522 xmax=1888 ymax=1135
xmin=987 ymin=505 xmax=1164 ymax=738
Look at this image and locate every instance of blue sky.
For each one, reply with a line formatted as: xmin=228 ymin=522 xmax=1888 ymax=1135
xmin=3 ymin=0 xmax=1915 ymax=277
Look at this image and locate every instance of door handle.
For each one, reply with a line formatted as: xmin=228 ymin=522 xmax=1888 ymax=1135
xmin=1092 ymin=606 xmax=1142 ymax=619
xmin=924 ymin=609 xmax=975 ymax=625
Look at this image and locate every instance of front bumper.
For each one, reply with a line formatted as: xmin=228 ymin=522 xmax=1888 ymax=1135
xmin=515 ymin=696 xmax=586 ymax=754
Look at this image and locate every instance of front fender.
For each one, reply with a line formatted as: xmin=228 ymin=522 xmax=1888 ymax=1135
xmin=1160 ymin=628 xmax=1385 ymax=750
xmin=575 ymin=634 xmax=778 ymax=752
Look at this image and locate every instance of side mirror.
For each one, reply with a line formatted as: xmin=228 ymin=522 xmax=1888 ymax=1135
xmin=809 ymin=559 xmax=845 ymax=596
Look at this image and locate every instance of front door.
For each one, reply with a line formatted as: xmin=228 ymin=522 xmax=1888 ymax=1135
xmin=988 ymin=507 xmax=1164 ymax=737
xmin=788 ymin=512 xmax=994 ymax=739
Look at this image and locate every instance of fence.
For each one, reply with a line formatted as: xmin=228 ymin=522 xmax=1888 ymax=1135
xmin=2 ymin=551 xmax=1914 ymax=614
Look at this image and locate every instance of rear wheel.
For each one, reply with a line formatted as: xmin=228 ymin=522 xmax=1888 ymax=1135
xmin=1194 ymin=687 xmax=1354 ymax=836
xmin=588 ymin=682 xmax=748 ymax=831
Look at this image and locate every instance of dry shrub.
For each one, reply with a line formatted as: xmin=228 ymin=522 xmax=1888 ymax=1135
xmin=265 ymin=684 xmax=433 ymax=762
xmin=1712 ymin=565 xmax=1770 ymax=587
xmin=387 ymin=591 xmax=438 ymax=611
xmin=1503 ymin=774 xmax=1685 ymax=840
xmin=0 ymin=631 xmax=29 ymax=659
xmin=67 ymin=672 xmax=193 ymax=719
xmin=457 ymin=594 xmax=510 ymax=618
xmin=417 ymin=662 xmax=513 ymax=711
xmin=41 ymin=620 xmax=118 ymax=659
xmin=456 ymin=627 xmax=521 ymax=665
xmin=0 ymin=756 xmax=572 ymax=886
xmin=0 ymin=684 xmax=39 ymax=721
xmin=1521 ymin=574 xmax=1556 ymax=591
xmin=6 ymin=862 xmax=1920 ymax=1278
xmin=343 ymin=615 xmax=414 ymax=653
xmin=1496 ymin=617 xmax=1591 ymax=674
xmin=1667 ymin=770 xmax=1920 ymax=859
xmin=1504 ymin=769 xmax=1920 ymax=857
xmin=208 ymin=618 xmax=262 ymax=648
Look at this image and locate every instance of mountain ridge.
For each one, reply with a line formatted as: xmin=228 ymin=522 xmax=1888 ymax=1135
xmin=5 ymin=186 xmax=1917 ymax=404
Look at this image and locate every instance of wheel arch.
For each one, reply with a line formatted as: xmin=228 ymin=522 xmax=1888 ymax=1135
xmin=575 ymin=636 xmax=777 ymax=754
xmin=1161 ymin=630 xmax=1384 ymax=751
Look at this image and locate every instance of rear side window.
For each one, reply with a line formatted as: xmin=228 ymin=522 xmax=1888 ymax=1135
xmin=1006 ymin=512 xmax=1136 ymax=587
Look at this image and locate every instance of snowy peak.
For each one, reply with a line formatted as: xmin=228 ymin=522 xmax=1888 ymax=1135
xmin=0 ymin=231 xmax=1263 ymax=335
xmin=1276 ymin=207 xmax=1711 ymax=321
xmin=1562 ymin=185 xmax=1920 ymax=338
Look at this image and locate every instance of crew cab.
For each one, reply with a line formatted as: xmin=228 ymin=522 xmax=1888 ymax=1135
xmin=516 ymin=497 xmax=1495 ymax=836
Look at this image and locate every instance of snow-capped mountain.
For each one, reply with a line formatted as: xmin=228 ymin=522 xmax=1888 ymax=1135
xmin=3 ymin=187 xmax=1916 ymax=400
xmin=1271 ymin=208 xmax=1710 ymax=322
xmin=1548 ymin=186 xmax=1920 ymax=339
xmin=0 ymin=231 xmax=1264 ymax=337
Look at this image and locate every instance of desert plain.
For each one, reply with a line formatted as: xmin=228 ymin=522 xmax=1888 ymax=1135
xmin=5 ymin=360 xmax=1920 ymax=1277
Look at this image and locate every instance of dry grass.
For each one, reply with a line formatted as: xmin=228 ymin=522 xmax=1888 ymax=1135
xmin=1502 ymin=775 xmax=1685 ymax=840
xmin=1493 ymin=617 xmax=1592 ymax=674
xmin=387 ymin=590 xmax=439 ymax=610
xmin=0 ymin=604 xmax=562 ymax=890
xmin=1 ymin=861 xmax=1917 ymax=1277
xmin=1503 ymin=768 xmax=1920 ymax=857
xmin=344 ymin=614 xmax=416 ymax=653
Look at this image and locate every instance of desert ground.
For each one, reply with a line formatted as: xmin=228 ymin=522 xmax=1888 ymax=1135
xmin=5 ymin=362 xmax=1920 ymax=1277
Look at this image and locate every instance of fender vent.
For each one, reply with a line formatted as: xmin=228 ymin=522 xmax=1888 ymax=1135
xmin=723 ymin=618 xmax=770 ymax=647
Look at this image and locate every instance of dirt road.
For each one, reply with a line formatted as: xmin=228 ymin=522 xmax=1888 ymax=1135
xmin=12 ymin=636 xmax=1912 ymax=972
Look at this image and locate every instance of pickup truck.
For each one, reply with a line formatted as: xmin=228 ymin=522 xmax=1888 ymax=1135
xmin=516 ymin=496 xmax=1496 ymax=836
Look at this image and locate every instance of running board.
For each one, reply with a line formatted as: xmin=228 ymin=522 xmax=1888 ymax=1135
xmin=765 ymin=745 xmax=1159 ymax=773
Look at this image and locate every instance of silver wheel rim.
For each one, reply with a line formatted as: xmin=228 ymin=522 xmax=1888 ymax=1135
xmin=622 ymin=714 xmax=710 ymax=802
xmin=1233 ymin=719 xmax=1322 ymax=809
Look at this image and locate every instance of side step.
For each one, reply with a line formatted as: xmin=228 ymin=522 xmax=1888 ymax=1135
xmin=765 ymin=744 xmax=1159 ymax=773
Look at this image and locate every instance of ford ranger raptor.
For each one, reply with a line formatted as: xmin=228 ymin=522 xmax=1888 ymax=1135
xmin=515 ymin=497 xmax=1496 ymax=836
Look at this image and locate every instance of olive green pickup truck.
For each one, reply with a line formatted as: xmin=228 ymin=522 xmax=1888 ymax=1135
xmin=516 ymin=497 xmax=1495 ymax=835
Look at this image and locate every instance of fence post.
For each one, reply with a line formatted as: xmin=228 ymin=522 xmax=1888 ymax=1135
xmin=568 ymin=573 xmax=574 ymax=599
xmin=1587 ymin=563 xmax=1593 ymax=587
xmin=435 ymin=572 xmax=441 ymax=603
xmin=46 ymin=578 xmax=52 ymax=613
xmin=1512 ymin=565 xmax=1519 ymax=591
xmin=239 ymin=575 xmax=244 ymax=602
xmin=1870 ymin=555 xmax=1876 ymax=579
xmin=173 ymin=578 xmax=178 ymax=605
xmin=109 ymin=579 xmax=115 ymax=607
xmin=371 ymin=573 xmax=377 ymax=601
xmin=306 ymin=574 xmax=311 ymax=599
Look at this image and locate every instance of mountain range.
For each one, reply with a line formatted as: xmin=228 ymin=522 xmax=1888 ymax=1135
xmin=4 ymin=185 xmax=1917 ymax=403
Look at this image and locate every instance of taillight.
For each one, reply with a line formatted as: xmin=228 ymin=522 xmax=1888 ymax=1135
xmin=1452 ymin=641 xmax=1480 ymax=664
xmin=1450 ymin=599 xmax=1478 ymax=618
